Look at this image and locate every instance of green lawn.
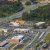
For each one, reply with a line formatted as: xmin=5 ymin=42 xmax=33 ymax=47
xmin=44 ymin=33 xmax=50 ymax=42
xmin=9 ymin=44 xmax=16 ymax=50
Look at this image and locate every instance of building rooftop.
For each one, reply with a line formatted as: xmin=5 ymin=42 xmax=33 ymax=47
xmin=9 ymin=35 xmax=24 ymax=43
xmin=35 ymin=22 xmax=45 ymax=26
xmin=12 ymin=35 xmax=24 ymax=40
xmin=0 ymin=40 xmax=8 ymax=47
xmin=0 ymin=28 xmax=8 ymax=32
xmin=9 ymin=21 xmax=19 ymax=27
xmin=14 ymin=28 xmax=29 ymax=31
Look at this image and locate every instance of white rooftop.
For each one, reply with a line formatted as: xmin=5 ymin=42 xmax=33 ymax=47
xmin=0 ymin=28 xmax=8 ymax=32
xmin=14 ymin=28 xmax=29 ymax=31
xmin=10 ymin=22 xmax=19 ymax=26
xmin=12 ymin=35 xmax=24 ymax=40
xmin=35 ymin=22 xmax=45 ymax=26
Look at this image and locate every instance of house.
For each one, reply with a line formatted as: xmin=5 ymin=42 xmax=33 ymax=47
xmin=0 ymin=40 xmax=8 ymax=47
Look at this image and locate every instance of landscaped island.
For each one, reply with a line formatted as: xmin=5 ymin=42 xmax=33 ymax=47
xmin=44 ymin=33 xmax=50 ymax=42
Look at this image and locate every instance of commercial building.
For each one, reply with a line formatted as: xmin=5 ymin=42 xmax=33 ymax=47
xmin=14 ymin=18 xmax=26 ymax=25
xmin=9 ymin=21 xmax=20 ymax=27
xmin=34 ymin=22 xmax=47 ymax=29
xmin=0 ymin=40 xmax=8 ymax=50
xmin=9 ymin=35 xmax=24 ymax=44
xmin=14 ymin=28 xmax=29 ymax=33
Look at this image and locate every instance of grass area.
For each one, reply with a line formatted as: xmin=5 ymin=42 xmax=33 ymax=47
xmin=17 ymin=48 xmax=22 ymax=50
xmin=32 ymin=35 xmax=35 ymax=39
xmin=9 ymin=43 xmax=16 ymax=50
xmin=44 ymin=33 xmax=50 ymax=42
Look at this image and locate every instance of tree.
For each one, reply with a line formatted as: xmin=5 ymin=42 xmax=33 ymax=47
xmin=25 ymin=1 xmax=31 ymax=5
xmin=31 ymin=0 xmax=36 ymax=2
xmin=0 ymin=1 xmax=24 ymax=17
xmin=22 ymin=12 xmax=29 ymax=21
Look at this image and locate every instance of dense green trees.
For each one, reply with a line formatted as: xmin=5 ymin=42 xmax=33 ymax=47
xmin=44 ymin=33 xmax=50 ymax=42
xmin=22 ymin=4 xmax=50 ymax=22
xmin=0 ymin=1 xmax=23 ymax=17
xmin=25 ymin=1 xmax=31 ymax=5
xmin=31 ymin=0 xmax=36 ymax=2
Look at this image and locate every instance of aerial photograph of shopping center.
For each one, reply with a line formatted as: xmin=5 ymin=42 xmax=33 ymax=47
xmin=0 ymin=0 xmax=50 ymax=50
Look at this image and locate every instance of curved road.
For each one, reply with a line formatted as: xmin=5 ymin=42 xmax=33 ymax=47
xmin=0 ymin=4 xmax=38 ymax=23
xmin=0 ymin=3 xmax=48 ymax=23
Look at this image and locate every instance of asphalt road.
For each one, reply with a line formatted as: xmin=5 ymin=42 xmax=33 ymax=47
xmin=0 ymin=2 xmax=49 ymax=50
xmin=22 ymin=30 xmax=50 ymax=50
xmin=0 ymin=4 xmax=38 ymax=23
xmin=0 ymin=2 xmax=48 ymax=23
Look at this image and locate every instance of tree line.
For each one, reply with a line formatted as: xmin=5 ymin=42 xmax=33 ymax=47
xmin=22 ymin=4 xmax=50 ymax=22
xmin=0 ymin=1 xmax=24 ymax=17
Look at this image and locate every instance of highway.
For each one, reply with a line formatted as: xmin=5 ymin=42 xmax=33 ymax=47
xmin=0 ymin=4 xmax=38 ymax=23
xmin=0 ymin=3 xmax=48 ymax=23
xmin=22 ymin=31 xmax=49 ymax=50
